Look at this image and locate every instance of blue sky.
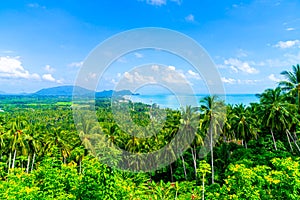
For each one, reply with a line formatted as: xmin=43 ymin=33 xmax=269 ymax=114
xmin=1 ymin=0 xmax=300 ymax=94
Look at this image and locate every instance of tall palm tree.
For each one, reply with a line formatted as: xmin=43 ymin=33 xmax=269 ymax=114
xmin=199 ymin=96 xmax=226 ymax=184
xmin=6 ymin=115 xmax=28 ymax=169
xmin=180 ymin=105 xmax=201 ymax=180
xmin=279 ymin=64 xmax=300 ymax=110
xmin=257 ymin=87 xmax=298 ymax=151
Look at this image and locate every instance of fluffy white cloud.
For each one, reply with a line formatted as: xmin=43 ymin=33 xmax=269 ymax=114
xmin=167 ymin=65 xmax=176 ymax=71
xmin=151 ymin=65 xmax=159 ymax=71
xmin=134 ymin=52 xmax=143 ymax=58
xmin=224 ymin=58 xmax=259 ymax=74
xmin=221 ymin=77 xmax=236 ymax=84
xmin=115 ymin=65 xmax=195 ymax=94
xmin=274 ymin=40 xmax=299 ymax=49
xmin=42 ymin=73 xmax=63 ymax=83
xmin=221 ymin=77 xmax=259 ymax=85
xmin=185 ymin=14 xmax=195 ymax=22
xmin=187 ymin=70 xmax=201 ymax=80
xmin=44 ymin=65 xmax=55 ymax=73
xmin=0 ymin=56 xmax=40 ymax=79
xmin=42 ymin=74 xmax=55 ymax=82
xmin=123 ymin=71 xmax=156 ymax=84
xmin=268 ymin=74 xmax=281 ymax=82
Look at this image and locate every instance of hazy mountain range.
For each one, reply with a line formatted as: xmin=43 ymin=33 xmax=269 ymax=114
xmin=0 ymin=86 xmax=138 ymax=97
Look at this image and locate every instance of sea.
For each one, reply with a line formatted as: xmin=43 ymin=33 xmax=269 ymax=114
xmin=130 ymin=94 xmax=259 ymax=110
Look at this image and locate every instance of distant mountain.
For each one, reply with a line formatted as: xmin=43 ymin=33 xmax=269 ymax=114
xmin=0 ymin=91 xmax=5 ymax=95
xmin=33 ymin=85 xmax=137 ymax=97
xmin=34 ymin=86 xmax=91 ymax=96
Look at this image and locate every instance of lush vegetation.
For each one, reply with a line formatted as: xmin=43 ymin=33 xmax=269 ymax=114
xmin=1 ymin=65 xmax=300 ymax=199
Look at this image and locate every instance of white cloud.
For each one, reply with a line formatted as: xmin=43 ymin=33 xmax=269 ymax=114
xmin=88 ymin=72 xmax=97 ymax=79
xmin=286 ymin=27 xmax=295 ymax=31
xmin=141 ymin=0 xmax=180 ymax=6
xmin=236 ymin=49 xmax=248 ymax=58
xmin=284 ymin=51 xmax=300 ymax=64
xmin=274 ymin=40 xmax=300 ymax=49
xmin=185 ymin=14 xmax=195 ymax=22
xmin=223 ymin=79 xmax=259 ymax=85
xmin=134 ymin=52 xmax=143 ymax=58
xmin=111 ymin=78 xmax=118 ymax=85
xmin=187 ymin=70 xmax=201 ymax=80
xmin=230 ymin=66 xmax=238 ymax=73
xmin=0 ymin=56 xmax=40 ymax=79
xmin=68 ymin=61 xmax=83 ymax=67
xmin=44 ymin=65 xmax=55 ymax=73
xmin=146 ymin=0 xmax=166 ymax=6
xmin=151 ymin=65 xmax=159 ymax=71
xmin=221 ymin=77 xmax=236 ymax=84
xmin=56 ymin=79 xmax=63 ymax=84
xmin=167 ymin=65 xmax=176 ymax=71
xmin=117 ymin=57 xmax=127 ymax=63
xmin=224 ymin=58 xmax=259 ymax=74
xmin=123 ymin=71 xmax=156 ymax=84
xmin=42 ymin=74 xmax=56 ymax=82
xmin=42 ymin=73 xmax=63 ymax=84
xmin=268 ymin=74 xmax=281 ymax=82
xmin=242 ymin=79 xmax=259 ymax=84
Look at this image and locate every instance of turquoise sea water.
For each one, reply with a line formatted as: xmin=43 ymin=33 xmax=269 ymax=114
xmin=130 ymin=94 xmax=259 ymax=109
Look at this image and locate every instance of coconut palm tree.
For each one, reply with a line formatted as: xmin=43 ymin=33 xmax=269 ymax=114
xmin=231 ymin=104 xmax=257 ymax=148
xmin=199 ymin=96 xmax=226 ymax=184
xmin=257 ymin=87 xmax=298 ymax=151
xmin=279 ymin=64 xmax=300 ymax=110
xmin=180 ymin=105 xmax=201 ymax=180
xmin=6 ymin=115 xmax=28 ymax=169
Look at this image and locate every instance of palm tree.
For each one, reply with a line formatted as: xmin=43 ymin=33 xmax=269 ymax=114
xmin=199 ymin=96 xmax=226 ymax=184
xmin=279 ymin=64 xmax=300 ymax=110
xmin=231 ymin=104 xmax=257 ymax=148
xmin=180 ymin=105 xmax=201 ymax=180
xmin=257 ymin=87 xmax=298 ymax=151
xmin=0 ymin=124 xmax=6 ymax=161
xmin=6 ymin=115 xmax=28 ymax=170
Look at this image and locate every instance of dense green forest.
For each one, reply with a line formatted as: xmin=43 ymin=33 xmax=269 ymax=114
xmin=1 ymin=65 xmax=300 ymax=199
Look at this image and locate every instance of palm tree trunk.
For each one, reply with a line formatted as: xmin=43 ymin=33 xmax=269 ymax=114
xmin=12 ymin=149 xmax=17 ymax=169
xmin=8 ymin=152 xmax=11 ymax=170
xmin=79 ymin=157 xmax=82 ymax=174
xmin=286 ymin=130 xmax=293 ymax=152
xmin=31 ymin=152 xmax=36 ymax=172
xmin=270 ymin=129 xmax=277 ymax=151
xmin=294 ymin=132 xmax=298 ymax=140
xmin=191 ymin=148 xmax=197 ymax=179
xmin=287 ymin=130 xmax=300 ymax=153
xmin=170 ymin=163 xmax=174 ymax=182
xmin=26 ymin=154 xmax=31 ymax=173
xmin=180 ymin=155 xmax=187 ymax=180
xmin=210 ymin=130 xmax=214 ymax=184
